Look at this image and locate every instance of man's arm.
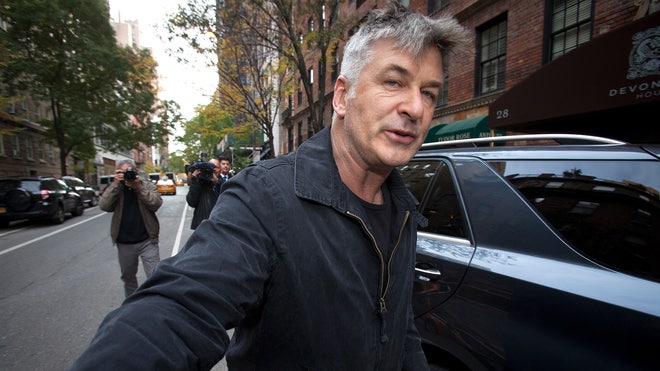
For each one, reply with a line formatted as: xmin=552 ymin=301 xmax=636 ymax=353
xmin=186 ymin=176 xmax=202 ymax=207
xmin=68 ymin=169 xmax=277 ymax=370
xmin=134 ymin=180 xmax=162 ymax=212
xmin=98 ymin=182 xmax=120 ymax=212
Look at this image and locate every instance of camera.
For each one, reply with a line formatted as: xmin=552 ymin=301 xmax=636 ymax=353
xmin=189 ymin=161 xmax=215 ymax=183
xmin=122 ymin=167 xmax=137 ymax=182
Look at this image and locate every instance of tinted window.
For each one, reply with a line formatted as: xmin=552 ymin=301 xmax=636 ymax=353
xmin=20 ymin=180 xmax=41 ymax=193
xmin=399 ymin=160 xmax=467 ymax=239
xmin=491 ymin=160 xmax=660 ymax=282
xmin=66 ymin=178 xmax=84 ymax=187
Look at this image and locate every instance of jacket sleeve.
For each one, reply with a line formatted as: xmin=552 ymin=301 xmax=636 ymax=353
xmin=186 ymin=177 xmax=201 ymax=207
xmin=136 ymin=180 xmax=162 ymax=212
xmin=98 ymin=182 xmax=120 ymax=212
xmin=68 ymin=168 xmax=277 ymax=371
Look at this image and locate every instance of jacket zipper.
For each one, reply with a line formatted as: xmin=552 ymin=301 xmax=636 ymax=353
xmin=346 ymin=210 xmax=410 ymax=344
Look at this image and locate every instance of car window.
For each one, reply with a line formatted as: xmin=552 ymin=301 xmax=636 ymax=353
xmin=68 ymin=178 xmax=84 ymax=187
xmin=23 ymin=181 xmax=41 ymax=192
xmin=491 ymin=159 xmax=660 ymax=282
xmin=399 ymin=160 xmax=468 ymax=239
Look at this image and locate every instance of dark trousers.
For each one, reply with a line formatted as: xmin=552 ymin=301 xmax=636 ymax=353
xmin=116 ymin=239 xmax=160 ymax=297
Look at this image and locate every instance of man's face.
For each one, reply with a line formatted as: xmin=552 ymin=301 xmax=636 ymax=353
xmin=219 ymin=160 xmax=231 ymax=175
xmin=336 ymin=39 xmax=443 ymax=170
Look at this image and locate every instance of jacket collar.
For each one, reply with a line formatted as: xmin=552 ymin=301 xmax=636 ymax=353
xmin=293 ymin=126 xmax=419 ymax=216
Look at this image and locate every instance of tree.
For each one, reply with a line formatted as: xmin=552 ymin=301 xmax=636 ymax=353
xmin=164 ymin=0 xmax=353 ymax=155
xmin=176 ymin=102 xmax=234 ymax=164
xmin=0 ymin=0 xmax=172 ymax=176
xmin=213 ymin=1 xmax=293 ymax=160
xmin=243 ymin=0 xmax=352 ymax=133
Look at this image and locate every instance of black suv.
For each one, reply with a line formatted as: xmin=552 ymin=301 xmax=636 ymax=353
xmin=61 ymin=176 xmax=98 ymax=207
xmin=0 ymin=177 xmax=84 ymax=226
xmin=399 ymin=134 xmax=660 ymax=370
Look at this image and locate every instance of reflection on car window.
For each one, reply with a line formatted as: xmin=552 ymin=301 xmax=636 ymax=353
xmin=399 ymin=160 xmax=467 ymax=239
xmin=491 ymin=160 xmax=660 ymax=283
xmin=20 ymin=181 xmax=41 ymax=193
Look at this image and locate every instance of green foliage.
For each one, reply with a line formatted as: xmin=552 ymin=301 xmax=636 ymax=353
xmin=176 ymin=102 xmax=234 ymax=164
xmin=230 ymin=151 xmax=252 ymax=174
xmin=167 ymin=152 xmax=187 ymax=173
xmin=0 ymin=0 xmax=178 ymax=176
xmin=164 ymin=0 xmax=353 ymax=157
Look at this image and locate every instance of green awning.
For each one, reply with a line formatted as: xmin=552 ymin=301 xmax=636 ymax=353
xmin=424 ymin=115 xmax=506 ymax=143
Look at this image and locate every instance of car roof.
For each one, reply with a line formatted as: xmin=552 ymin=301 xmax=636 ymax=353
xmin=417 ymin=134 xmax=659 ymax=161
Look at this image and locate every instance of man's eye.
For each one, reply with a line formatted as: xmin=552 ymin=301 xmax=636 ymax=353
xmin=422 ymin=90 xmax=438 ymax=101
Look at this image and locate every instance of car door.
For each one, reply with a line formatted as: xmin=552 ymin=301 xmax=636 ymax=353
xmin=399 ymin=158 xmax=475 ymax=315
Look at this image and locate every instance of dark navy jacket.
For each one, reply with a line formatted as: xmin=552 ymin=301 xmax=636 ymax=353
xmin=69 ymin=126 xmax=429 ymax=370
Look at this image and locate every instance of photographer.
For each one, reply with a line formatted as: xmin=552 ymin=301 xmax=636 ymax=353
xmin=99 ymin=159 xmax=163 ymax=298
xmin=186 ymin=157 xmax=222 ymax=229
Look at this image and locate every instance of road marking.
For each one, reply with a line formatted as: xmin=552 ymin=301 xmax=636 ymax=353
xmin=0 ymin=225 xmax=31 ymax=237
xmin=0 ymin=212 xmax=107 ymax=257
xmin=171 ymin=203 xmax=189 ymax=256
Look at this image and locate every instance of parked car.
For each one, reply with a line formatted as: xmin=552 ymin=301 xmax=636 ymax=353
xmin=156 ymin=176 xmax=176 ymax=195
xmin=0 ymin=176 xmax=84 ymax=226
xmin=61 ymin=176 xmax=98 ymax=207
xmin=98 ymin=175 xmax=114 ymax=195
xmin=399 ymin=134 xmax=660 ymax=370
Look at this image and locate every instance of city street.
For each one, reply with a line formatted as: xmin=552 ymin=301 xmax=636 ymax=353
xmin=0 ymin=185 xmax=228 ymax=371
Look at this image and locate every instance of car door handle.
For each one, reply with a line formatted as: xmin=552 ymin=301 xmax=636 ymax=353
xmin=415 ymin=265 xmax=442 ymax=281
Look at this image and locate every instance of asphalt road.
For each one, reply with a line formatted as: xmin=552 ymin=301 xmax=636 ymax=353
xmin=0 ymin=185 xmax=229 ymax=371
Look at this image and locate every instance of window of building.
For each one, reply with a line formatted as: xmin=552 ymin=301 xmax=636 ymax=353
xmin=11 ymin=135 xmax=20 ymax=158
xmin=428 ymin=0 xmax=449 ymax=14
xmin=24 ymin=136 xmax=33 ymax=160
xmin=546 ymin=0 xmax=593 ymax=61
xmin=436 ymin=61 xmax=449 ymax=108
xmin=37 ymin=140 xmax=44 ymax=161
xmin=322 ymin=5 xmax=327 ymax=27
xmin=477 ymin=15 xmax=507 ymax=95
xmin=297 ymin=122 xmax=303 ymax=147
xmin=48 ymin=144 xmax=55 ymax=163
xmin=331 ymin=46 xmax=339 ymax=82
xmin=287 ymin=126 xmax=294 ymax=153
xmin=297 ymin=78 xmax=303 ymax=106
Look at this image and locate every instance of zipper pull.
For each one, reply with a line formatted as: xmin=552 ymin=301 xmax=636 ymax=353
xmin=379 ymin=298 xmax=389 ymax=343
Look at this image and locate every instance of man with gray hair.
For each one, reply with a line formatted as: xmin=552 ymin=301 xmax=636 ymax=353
xmin=70 ymin=2 xmax=469 ymax=369
xmin=98 ymin=159 xmax=162 ymax=298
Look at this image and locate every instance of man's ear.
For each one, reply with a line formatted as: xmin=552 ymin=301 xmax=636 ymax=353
xmin=333 ymin=76 xmax=349 ymax=119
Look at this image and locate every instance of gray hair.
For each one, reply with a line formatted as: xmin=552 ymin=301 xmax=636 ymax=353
xmin=340 ymin=1 xmax=470 ymax=96
xmin=116 ymin=159 xmax=136 ymax=169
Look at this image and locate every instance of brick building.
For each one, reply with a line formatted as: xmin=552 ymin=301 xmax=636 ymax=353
xmin=278 ymin=0 xmax=659 ymax=153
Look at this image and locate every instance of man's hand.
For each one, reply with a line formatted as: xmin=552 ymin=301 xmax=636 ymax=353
xmin=115 ymin=169 xmax=140 ymax=189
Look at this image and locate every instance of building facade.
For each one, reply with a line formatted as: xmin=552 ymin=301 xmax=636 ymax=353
xmin=278 ymin=0 xmax=659 ymax=153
